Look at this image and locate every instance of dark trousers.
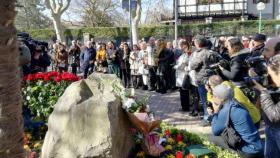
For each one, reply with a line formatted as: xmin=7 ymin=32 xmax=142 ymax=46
xmin=179 ymin=88 xmax=190 ymax=111
xmin=156 ymin=75 xmax=167 ymax=93
xmin=131 ymin=75 xmax=140 ymax=88
xmin=148 ymin=66 xmax=157 ymax=89
xmin=209 ymin=136 xmax=264 ymax=158
xmin=120 ymin=69 xmax=131 ymax=88
xmin=83 ymin=66 xmax=89 ymax=79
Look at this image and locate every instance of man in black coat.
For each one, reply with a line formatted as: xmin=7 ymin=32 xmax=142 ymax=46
xmin=251 ymin=33 xmax=266 ymax=57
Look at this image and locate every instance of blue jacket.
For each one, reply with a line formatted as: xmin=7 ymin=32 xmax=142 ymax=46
xmin=80 ymin=47 xmax=96 ymax=69
xmin=212 ymin=99 xmax=263 ymax=154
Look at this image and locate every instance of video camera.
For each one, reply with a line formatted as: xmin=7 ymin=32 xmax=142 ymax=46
xmin=245 ymin=56 xmax=267 ymax=75
xmin=17 ymin=32 xmax=49 ymax=54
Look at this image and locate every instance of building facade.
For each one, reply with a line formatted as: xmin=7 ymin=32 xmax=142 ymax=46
xmin=177 ymin=0 xmax=280 ymax=22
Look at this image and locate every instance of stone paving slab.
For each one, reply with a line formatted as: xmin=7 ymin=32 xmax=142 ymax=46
xmin=136 ymin=90 xmax=212 ymax=134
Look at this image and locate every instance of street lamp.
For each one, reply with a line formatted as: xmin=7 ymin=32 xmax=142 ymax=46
xmin=257 ymin=2 xmax=266 ymax=33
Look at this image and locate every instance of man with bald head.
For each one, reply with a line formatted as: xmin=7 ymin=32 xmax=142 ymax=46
xmin=263 ymin=37 xmax=280 ymax=59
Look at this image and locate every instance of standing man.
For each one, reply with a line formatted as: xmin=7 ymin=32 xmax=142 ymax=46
xmin=69 ymin=40 xmax=81 ymax=75
xmin=147 ymin=37 xmax=157 ymax=91
xmin=189 ymin=35 xmax=220 ymax=126
xmin=80 ymin=41 xmax=96 ymax=79
xmin=251 ymin=33 xmax=266 ymax=57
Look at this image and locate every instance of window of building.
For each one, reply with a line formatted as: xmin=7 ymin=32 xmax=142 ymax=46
xmin=253 ymin=0 xmax=270 ymax=3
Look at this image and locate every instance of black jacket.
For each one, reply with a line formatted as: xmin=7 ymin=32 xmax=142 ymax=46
xmin=221 ymin=49 xmax=250 ymax=82
xmin=260 ymin=89 xmax=280 ymax=127
xmin=251 ymin=43 xmax=265 ymax=57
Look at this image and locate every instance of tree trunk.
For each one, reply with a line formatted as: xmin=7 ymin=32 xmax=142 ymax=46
xmin=132 ymin=0 xmax=141 ymax=45
xmin=52 ymin=14 xmax=64 ymax=42
xmin=0 ymin=0 xmax=24 ymax=158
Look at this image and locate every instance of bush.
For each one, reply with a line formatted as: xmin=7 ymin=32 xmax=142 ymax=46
xmin=24 ymin=20 xmax=280 ymax=41
xmin=22 ymin=71 xmax=80 ymax=121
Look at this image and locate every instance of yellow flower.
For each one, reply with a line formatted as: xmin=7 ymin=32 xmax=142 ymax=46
xmin=26 ymin=133 xmax=32 ymax=139
xmin=204 ymin=156 xmax=209 ymax=158
xmin=167 ymin=154 xmax=175 ymax=158
xmin=178 ymin=141 xmax=186 ymax=147
xmin=165 ymin=145 xmax=173 ymax=151
xmin=33 ymin=142 xmax=41 ymax=148
xmin=167 ymin=138 xmax=175 ymax=144
xmin=24 ymin=145 xmax=31 ymax=152
xmin=136 ymin=151 xmax=145 ymax=157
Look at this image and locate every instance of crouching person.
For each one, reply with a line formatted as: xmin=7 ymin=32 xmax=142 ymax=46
xmin=208 ymin=84 xmax=264 ymax=158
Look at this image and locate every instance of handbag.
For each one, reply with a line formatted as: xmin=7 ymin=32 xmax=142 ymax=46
xmin=181 ymin=73 xmax=191 ymax=90
xmin=221 ymin=105 xmax=242 ymax=148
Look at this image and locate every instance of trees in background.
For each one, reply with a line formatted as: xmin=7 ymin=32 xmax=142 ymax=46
xmin=15 ymin=0 xmax=52 ymax=30
xmin=0 ymin=0 xmax=24 ymax=157
xmin=43 ymin=0 xmax=72 ymax=42
xmin=72 ymin=0 xmax=128 ymax=27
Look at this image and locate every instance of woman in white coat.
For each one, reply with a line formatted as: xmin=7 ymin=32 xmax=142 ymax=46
xmin=174 ymin=41 xmax=192 ymax=111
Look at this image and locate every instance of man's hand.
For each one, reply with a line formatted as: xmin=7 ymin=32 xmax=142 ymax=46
xmin=248 ymin=68 xmax=258 ymax=77
xmin=212 ymin=101 xmax=221 ymax=113
xmin=207 ymin=107 xmax=214 ymax=115
xmin=218 ymin=65 xmax=224 ymax=71
xmin=253 ymin=80 xmax=266 ymax=92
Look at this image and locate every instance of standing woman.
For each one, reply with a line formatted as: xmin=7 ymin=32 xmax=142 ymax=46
xmin=56 ymin=43 xmax=68 ymax=73
xmin=139 ymin=42 xmax=149 ymax=90
xmin=156 ymin=39 xmax=172 ymax=94
xmin=119 ymin=43 xmax=131 ymax=88
xmin=130 ymin=44 xmax=141 ymax=88
xmin=174 ymin=41 xmax=192 ymax=111
xmin=96 ymin=43 xmax=108 ymax=73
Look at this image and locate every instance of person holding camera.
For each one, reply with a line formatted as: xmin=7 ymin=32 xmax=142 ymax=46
xmin=253 ymin=54 xmax=280 ymax=158
xmin=219 ymin=37 xmax=250 ymax=83
xmin=208 ymin=84 xmax=264 ymax=158
xmin=206 ymin=75 xmax=261 ymax=128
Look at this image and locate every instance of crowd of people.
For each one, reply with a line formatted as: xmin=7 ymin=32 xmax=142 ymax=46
xmin=18 ymin=32 xmax=280 ymax=158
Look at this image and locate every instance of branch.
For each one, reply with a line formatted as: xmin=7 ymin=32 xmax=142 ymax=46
xmin=60 ymin=0 xmax=71 ymax=14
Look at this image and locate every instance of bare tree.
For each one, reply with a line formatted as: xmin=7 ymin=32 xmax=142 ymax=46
xmin=132 ymin=0 xmax=141 ymax=45
xmin=72 ymin=0 xmax=127 ymax=27
xmin=44 ymin=0 xmax=71 ymax=42
xmin=0 ymin=0 xmax=24 ymax=157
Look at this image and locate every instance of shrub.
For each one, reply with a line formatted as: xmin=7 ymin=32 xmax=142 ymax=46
xmin=22 ymin=71 xmax=80 ymax=121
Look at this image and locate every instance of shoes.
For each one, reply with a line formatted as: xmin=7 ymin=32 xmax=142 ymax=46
xmin=199 ymin=120 xmax=211 ymax=127
xmin=148 ymin=87 xmax=156 ymax=91
xmin=142 ymin=85 xmax=148 ymax=90
xmin=189 ymin=111 xmax=198 ymax=117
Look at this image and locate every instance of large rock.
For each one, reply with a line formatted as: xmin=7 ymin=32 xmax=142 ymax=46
xmin=41 ymin=73 xmax=134 ymax=158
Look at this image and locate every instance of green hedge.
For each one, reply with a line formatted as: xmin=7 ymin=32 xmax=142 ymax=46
xmin=24 ymin=20 xmax=280 ymax=41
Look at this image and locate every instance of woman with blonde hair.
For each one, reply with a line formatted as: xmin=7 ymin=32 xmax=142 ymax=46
xmin=156 ymin=39 xmax=173 ymax=94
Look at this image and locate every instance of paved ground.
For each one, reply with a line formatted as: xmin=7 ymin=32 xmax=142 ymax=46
xmin=136 ymin=89 xmax=212 ymax=134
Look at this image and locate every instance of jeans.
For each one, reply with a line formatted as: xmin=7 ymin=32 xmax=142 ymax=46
xmin=265 ymin=126 xmax=280 ymax=158
xmin=108 ymin=64 xmax=120 ymax=77
xmin=198 ymin=85 xmax=208 ymax=120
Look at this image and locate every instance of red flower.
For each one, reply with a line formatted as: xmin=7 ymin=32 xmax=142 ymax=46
xmin=130 ymin=128 xmax=137 ymax=134
xmin=34 ymin=73 xmax=44 ymax=80
xmin=48 ymin=71 xmax=59 ymax=77
xmin=44 ymin=74 xmax=51 ymax=82
xmin=176 ymin=133 xmax=183 ymax=142
xmin=186 ymin=154 xmax=195 ymax=158
xmin=26 ymin=74 xmax=34 ymax=81
xmin=176 ymin=151 xmax=183 ymax=158
xmin=165 ymin=129 xmax=171 ymax=137
xmin=54 ymin=76 xmax=61 ymax=82
xmin=28 ymin=151 xmax=36 ymax=158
